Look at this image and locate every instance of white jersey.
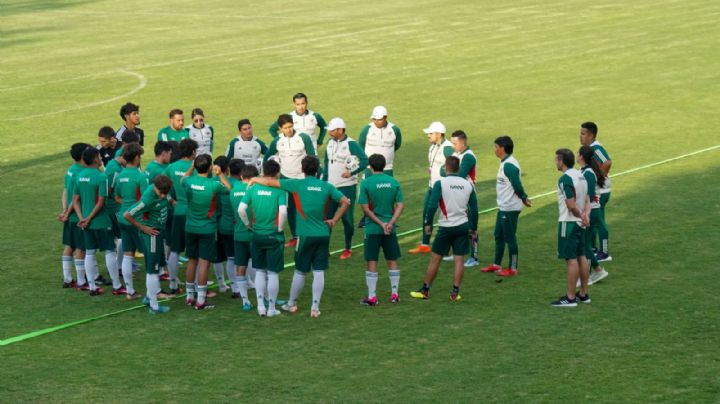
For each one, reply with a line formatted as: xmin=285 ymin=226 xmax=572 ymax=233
xmin=557 ymin=168 xmax=588 ymax=224
xmin=360 ymin=122 xmax=401 ymax=170
xmin=325 ymin=135 xmax=365 ymax=188
xmin=270 ymin=133 xmax=314 ymax=179
xmin=292 ymin=110 xmax=324 ymax=152
xmin=496 ymin=156 xmax=523 ymax=212
xmin=186 ymin=124 xmax=214 ymax=156
xmin=428 ymin=139 xmax=453 ymax=188
xmin=590 ymin=140 xmax=611 ymax=194
xmin=225 ymin=136 xmax=267 ymax=166
xmin=435 ymin=175 xmax=474 ymax=228
xmin=581 ymin=167 xmax=601 ymax=209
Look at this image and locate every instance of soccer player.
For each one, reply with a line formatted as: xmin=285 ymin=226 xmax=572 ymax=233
xmin=97 ymin=126 xmax=120 ymax=167
xmin=211 ymin=156 xmax=237 ymax=293
xmin=249 ymin=156 xmax=349 ymax=318
xmin=145 ymin=141 xmax=173 ymax=182
xmin=157 ymin=108 xmax=189 ymax=142
xmin=264 ymin=113 xmax=316 ymax=248
xmin=238 ymin=160 xmax=288 ymax=317
xmin=410 ymin=156 xmax=478 ymax=301
xmin=579 ymin=121 xmax=612 ymax=262
xmin=408 ymin=121 xmax=453 ymax=254
xmin=322 ymin=117 xmax=368 ymax=260
xmin=114 ymin=143 xmax=148 ymax=300
xmin=578 ymin=146 xmax=609 ymax=285
xmin=164 ymin=138 xmax=198 ymax=295
xmin=187 ymin=107 xmax=214 ymax=156
xmin=116 ymin=102 xmax=145 ymax=145
xmin=58 ymin=142 xmax=91 ymax=288
xmin=268 ymin=92 xmax=327 ymax=153
xmin=181 ymin=154 xmax=232 ymax=310
xmin=228 ymin=160 xmax=256 ymax=311
xmin=551 ymin=148 xmax=591 ymax=307
xmin=123 ymin=175 xmax=174 ymax=313
xmin=480 ymin=136 xmax=532 ymax=277
xmin=358 ymin=154 xmax=404 ymax=305
xmin=72 ymin=148 xmax=123 ymax=296
xmin=226 ymin=118 xmax=268 ymax=169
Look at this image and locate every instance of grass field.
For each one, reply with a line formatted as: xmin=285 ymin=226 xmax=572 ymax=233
xmin=1 ymin=0 xmax=719 ymax=401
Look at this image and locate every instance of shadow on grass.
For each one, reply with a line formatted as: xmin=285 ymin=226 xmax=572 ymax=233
xmin=0 ymin=0 xmax=100 ymax=17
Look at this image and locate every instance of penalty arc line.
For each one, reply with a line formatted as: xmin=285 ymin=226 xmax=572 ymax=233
xmin=1 ymin=143 xmax=718 ymax=347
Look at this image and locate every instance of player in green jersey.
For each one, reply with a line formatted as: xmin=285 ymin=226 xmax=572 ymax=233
xmin=358 ymin=154 xmax=404 ymax=306
xmin=123 ymin=175 xmax=174 ymax=313
xmin=577 ymin=146 xmax=609 ymax=285
xmin=145 ymin=141 xmax=173 ymax=181
xmin=210 ymin=156 xmax=238 ymax=294
xmin=157 ymin=108 xmax=189 ymax=142
xmin=228 ymin=160 xmax=256 ymax=311
xmin=580 ymin=122 xmax=612 ymax=262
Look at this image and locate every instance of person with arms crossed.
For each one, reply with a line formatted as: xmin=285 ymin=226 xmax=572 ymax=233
xmin=210 ymin=156 xmax=238 ymax=294
xmin=268 ymin=92 xmax=327 ymax=153
xmin=579 ymin=121 xmax=612 ymax=262
xmin=116 ymin=102 xmax=145 ymax=146
xmin=228 ymin=160 xmax=256 ymax=311
xmin=577 ymin=146 xmax=609 ymax=285
xmin=97 ymin=126 xmax=121 ymax=168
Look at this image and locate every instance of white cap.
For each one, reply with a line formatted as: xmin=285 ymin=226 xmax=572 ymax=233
xmin=370 ymin=106 xmax=388 ymax=119
xmin=423 ymin=121 xmax=446 ymax=134
xmin=326 ymin=117 xmax=346 ymax=131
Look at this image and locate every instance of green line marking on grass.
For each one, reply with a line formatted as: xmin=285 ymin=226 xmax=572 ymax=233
xmin=1 ymin=143 xmax=718 ymax=347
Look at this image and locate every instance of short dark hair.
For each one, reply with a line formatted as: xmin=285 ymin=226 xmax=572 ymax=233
xmin=263 ymin=159 xmax=281 ymax=177
xmin=154 ymin=141 xmax=173 ymax=156
xmin=301 ymin=155 xmax=320 ymax=177
xmin=445 ymin=156 xmax=460 ymax=174
xmin=82 ymin=147 xmax=100 ymax=166
xmin=178 ymin=138 xmax=198 ymax=158
xmin=194 ymin=154 xmax=212 ymax=174
xmin=581 ymin=122 xmax=598 ymax=137
xmin=578 ymin=145 xmax=606 ymax=188
xmin=240 ymin=165 xmax=259 ymax=179
xmin=168 ymin=108 xmax=183 ymax=119
xmin=237 ymin=119 xmax=251 ymax=131
xmin=168 ymin=141 xmax=181 ymax=163
xmin=98 ymin=126 xmax=115 ymax=139
xmin=119 ymin=102 xmax=139 ymax=120
xmin=277 ymin=113 xmax=293 ymax=127
xmin=70 ymin=143 xmax=91 ymax=162
xmin=122 ymin=143 xmax=144 ymax=162
xmin=213 ymin=155 xmax=229 ymax=173
xmin=293 ymin=92 xmax=307 ymax=102
xmin=153 ymin=174 xmax=173 ymax=194
xmin=121 ymin=130 xmax=140 ymax=144
xmin=368 ymin=154 xmax=386 ymax=172
xmin=451 ymin=130 xmax=467 ymax=142
xmin=191 ymin=108 xmax=204 ymax=118
xmin=494 ymin=136 xmax=514 ymax=155
xmin=556 ymin=148 xmax=575 ymax=168
xmin=229 ymin=159 xmax=245 ymax=176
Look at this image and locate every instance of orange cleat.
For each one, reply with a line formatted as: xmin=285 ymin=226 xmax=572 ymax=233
xmin=480 ymin=264 xmax=501 ymax=273
xmin=339 ymin=249 xmax=352 ymax=260
xmin=408 ymin=245 xmax=431 ymax=254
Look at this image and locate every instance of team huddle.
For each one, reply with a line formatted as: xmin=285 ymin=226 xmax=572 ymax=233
xmin=58 ymin=93 xmax=614 ymax=315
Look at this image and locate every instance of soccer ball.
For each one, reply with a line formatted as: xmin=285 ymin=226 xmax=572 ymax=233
xmin=344 ymin=155 xmax=360 ymax=173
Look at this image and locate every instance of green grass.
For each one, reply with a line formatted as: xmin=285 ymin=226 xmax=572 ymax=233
xmin=1 ymin=0 xmax=719 ymax=401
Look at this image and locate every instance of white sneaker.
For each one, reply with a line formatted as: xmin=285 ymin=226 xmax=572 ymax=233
xmin=266 ymin=310 xmax=282 ymax=317
xmin=281 ymin=303 xmax=298 ymax=313
xmin=464 ymin=257 xmax=479 ymax=267
xmin=218 ymin=284 xmax=229 ymax=293
xmin=257 ymin=307 xmax=267 ymax=317
xmin=442 ymin=255 xmax=454 ymax=262
xmin=588 ymin=269 xmax=609 ymax=285
xmin=310 ymin=309 xmax=321 ymax=318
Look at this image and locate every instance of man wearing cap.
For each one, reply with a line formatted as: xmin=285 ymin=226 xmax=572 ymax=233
xmin=358 ymin=106 xmax=402 ymax=177
xmin=408 ymin=121 xmax=454 ymax=254
xmin=323 ymin=118 xmax=368 ymax=260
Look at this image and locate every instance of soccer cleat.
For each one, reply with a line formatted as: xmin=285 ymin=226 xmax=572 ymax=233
xmin=159 ymin=273 xmax=170 ymax=281
xmin=112 ymin=287 xmax=128 ymax=295
xmin=257 ymin=308 xmax=267 ymax=317
xmin=231 ymin=292 xmax=241 ymax=299
xmin=310 ymin=309 xmax=321 ymax=318
xmin=442 ymin=255 xmax=454 ymax=262
xmin=266 ymin=310 xmax=282 ymax=317
xmin=89 ymin=287 xmax=104 ymax=296
xmin=185 ymin=297 xmax=195 ymax=306
xmin=390 ymin=293 xmax=400 ymax=303
xmin=142 ymin=296 xmax=150 ymax=306
xmin=480 ymin=264 xmax=501 ymax=273
xmin=206 ymin=291 xmax=217 ymax=298
xmin=588 ymin=269 xmax=609 ymax=285
xmin=149 ymin=305 xmax=171 ymax=314
xmin=284 ymin=238 xmax=298 ymax=248
xmin=495 ymin=268 xmax=518 ymax=277
xmin=551 ymin=295 xmax=578 ymax=307
xmin=339 ymin=249 xmax=352 ymax=260
xmin=360 ymin=296 xmax=378 ymax=306
xmin=178 ymin=255 xmax=189 ymax=263
xmin=195 ymin=303 xmax=216 ymax=311
xmin=164 ymin=288 xmax=183 ymax=297
xmin=410 ymin=290 xmax=429 ymax=300
xmin=63 ymin=280 xmax=77 ymax=289
xmin=577 ymin=293 xmax=591 ymax=304
xmin=126 ymin=292 xmax=142 ymax=301
xmin=218 ymin=284 xmax=229 ymax=293
xmin=280 ymin=303 xmax=299 ymax=313
xmin=276 ymin=299 xmax=287 ymax=306
xmin=464 ymin=257 xmax=480 ymax=267
xmin=408 ymin=245 xmax=431 ymax=254
xmin=76 ymin=283 xmax=90 ymax=292
xmin=595 ymin=252 xmax=613 ymax=262
xmin=134 ymin=251 xmax=144 ymax=258
xmin=449 ymin=291 xmax=462 ymax=302
xmin=242 ymin=302 xmax=254 ymax=312
xmin=96 ymin=275 xmax=113 ymax=286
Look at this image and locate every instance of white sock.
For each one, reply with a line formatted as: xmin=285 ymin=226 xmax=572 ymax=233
xmin=226 ymin=258 xmax=238 ymax=293
xmin=389 ymin=269 xmax=400 ymax=296
xmin=115 ymin=239 xmax=123 ymax=269
xmin=255 ymin=270 xmax=267 ymax=311
xmin=267 ymin=272 xmax=279 ymax=311
xmin=146 ymin=274 xmax=160 ymax=310
xmin=246 ymin=260 xmax=256 ymax=288
xmin=213 ymin=262 xmax=226 ymax=286
xmin=237 ymin=275 xmax=250 ymax=305
xmin=186 ymin=282 xmax=196 ymax=301
xmin=311 ymin=270 xmax=325 ymax=311
xmin=84 ymin=250 xmax=98 ymax=291
xmin=62 ymin=256 xmax=73 ymax=282
xmin=288 ymin=270 xmax=306 ymax=307
xmin=366 ymin=271 xmax=378 ymax=299
xmin=122 ymin=255 xmax=135 ymax=295
xmin=168 ymin=252 xmax=179 ymax=289
xmin=197 ymin=285 xmax=207 ymax=306
xmin=105 ymin=251 xmax=121 ymax=289
xmin=74 ymin=259 xmax=86 ymax=286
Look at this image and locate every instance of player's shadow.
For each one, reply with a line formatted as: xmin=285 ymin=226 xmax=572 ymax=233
xmin=0 ymin=150 xmax=67 ymax=176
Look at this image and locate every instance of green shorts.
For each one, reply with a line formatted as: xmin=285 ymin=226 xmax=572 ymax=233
xmin=431 ymin=224 xmax=470 ymax=256
xmin=294 ymin=236 xmax=329 ymax=273
xmin=62 ymin=221 xmax=85 ymax=250
xmin=169 ymin=214 xmax=186 ymax=253
xmin=108 ymin=209 xmax=121 ymax=239
xmin=557 ymin=221 xmax=585 ymax=260
xmin=120 ymin=223 xmax=144 ymax=253
xmin=364 ymin=233 xmax=401 ymax=261
xmin=82 ymin=228 xmax=116 ymax=251
xmin=185 ymin=232 xmax=216 ymax=261
xmin=251 ymin=233 xmax=284 ymax=273
xmin=213 ymin=232 xmax=234 ymax=263
xmin=234 ymin=240 xmax=251 ymax=267
xmin=141 ymin=231 xmax=165 ymax=274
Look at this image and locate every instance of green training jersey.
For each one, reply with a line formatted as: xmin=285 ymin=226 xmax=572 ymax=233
xmin=217 ymin=176 xmax=239 ymax=235
xmin=125 ymin=186 xmax=170 ymax=229
xmin=73 ymin=167 xmax=112 ymax=230
xmin=157 ymin=126 xmax=189 ymax=142
xmin=241 ymin=184 xmax=287 ymax=236
xmin=64 ymin=162 xmax=84 ymax=223
xmin=590 ymin=140 xmax=612 ymax=193
xmin=358 ymin=173 xmax=404 ymax=235
xmin=115 ymin=167 xmax=150 ymax=225
xmin=165 ymin=159 xmax=193 ymax=215
xmin=279 ymin=177 xmax=343 ymax=237
xmin=104 ymin=158 xmax=123 ymax=213
xmin=182 ymin=175 xmax=229 ymax=234
xmin=229 ymin=181 xmax=252 ymax=242
xmin=144 ymin=160 xmax=167 ymax=182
